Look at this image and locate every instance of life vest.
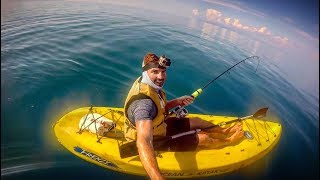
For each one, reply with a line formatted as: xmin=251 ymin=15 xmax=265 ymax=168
xmin=124 ymin=77 xmax=167 ymax=141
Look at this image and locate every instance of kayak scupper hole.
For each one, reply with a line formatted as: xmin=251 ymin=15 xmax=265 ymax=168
xmin=241 ymin=149 xmax=244 ymax=152
xmin=225 ymin=152 xmax=230 ymax=155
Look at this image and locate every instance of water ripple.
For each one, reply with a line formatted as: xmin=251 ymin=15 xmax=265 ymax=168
xmin=1 ymin=162 xmax=56 ymax=176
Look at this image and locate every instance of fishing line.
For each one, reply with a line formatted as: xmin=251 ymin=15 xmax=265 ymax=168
xmin=191 ymin=56 xmax=260 ymax=98
xmin=171 ymin=55 xmax=260 ymax=118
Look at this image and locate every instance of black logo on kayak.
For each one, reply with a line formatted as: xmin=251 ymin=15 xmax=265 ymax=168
xmin=74 ymin=146 xmax=119 ymax=169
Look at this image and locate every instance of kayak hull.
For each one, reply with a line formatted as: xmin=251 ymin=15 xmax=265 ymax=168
xmin=53 ymin=107 xmax=282 ymax=178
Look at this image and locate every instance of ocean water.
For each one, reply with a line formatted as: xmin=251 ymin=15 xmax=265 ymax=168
xmin=1 ymin=1 xmax=318 ymax=179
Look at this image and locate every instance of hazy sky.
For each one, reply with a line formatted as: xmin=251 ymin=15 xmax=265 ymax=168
xmin=235 ymin=0 xmax=319 ymax=37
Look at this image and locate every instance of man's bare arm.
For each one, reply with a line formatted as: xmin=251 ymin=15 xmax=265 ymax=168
xmin=136 ymin=120 xmax=165 ymax=180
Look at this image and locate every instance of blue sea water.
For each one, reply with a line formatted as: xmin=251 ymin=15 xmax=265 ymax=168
xmin=1 ymin=0 xmax=318 ymax=179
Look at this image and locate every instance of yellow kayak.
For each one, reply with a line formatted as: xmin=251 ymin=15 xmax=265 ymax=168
xmin=53 ymin=106 xmax=282 ymax=178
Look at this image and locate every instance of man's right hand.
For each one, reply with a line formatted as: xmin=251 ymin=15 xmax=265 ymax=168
xmin=178 ymin=95 xmax=194 ymax=106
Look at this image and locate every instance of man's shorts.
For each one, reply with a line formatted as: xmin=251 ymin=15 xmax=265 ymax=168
xmin=155 ymin=117 xmax=199 ymax=152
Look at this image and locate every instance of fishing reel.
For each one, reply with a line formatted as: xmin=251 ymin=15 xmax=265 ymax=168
xmin=171 ymin=105 xmax=188 ymax=119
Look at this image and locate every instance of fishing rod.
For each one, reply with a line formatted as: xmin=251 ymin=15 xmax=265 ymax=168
xmin=191 ymin=55 xmax=260 ymax=98
xmin=170 ymin=56 xmax=260 ymax=118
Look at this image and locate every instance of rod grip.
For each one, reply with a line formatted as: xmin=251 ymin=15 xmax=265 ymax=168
xmin=191 ymin=88 xmax=203 ymax=98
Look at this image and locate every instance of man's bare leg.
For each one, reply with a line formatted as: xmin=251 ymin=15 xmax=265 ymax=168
xmin=189 ymin=117 xmax=243 ymax=136
xmin=197 ymin=130 xmax=245 ymax=149
xmin=207 ymin=122 xmax=243 ymax=134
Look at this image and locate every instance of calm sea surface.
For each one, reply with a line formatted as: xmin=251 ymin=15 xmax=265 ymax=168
xmin=1 ymin=1 xmax=318 ymax=179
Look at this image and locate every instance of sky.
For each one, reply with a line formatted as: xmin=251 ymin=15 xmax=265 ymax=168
xmin=235 ymin=0 xmax=319 ymax=37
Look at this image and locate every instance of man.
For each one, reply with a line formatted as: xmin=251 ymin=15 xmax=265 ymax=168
xmin=123 ymin=53 xmax=244 ymax=180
